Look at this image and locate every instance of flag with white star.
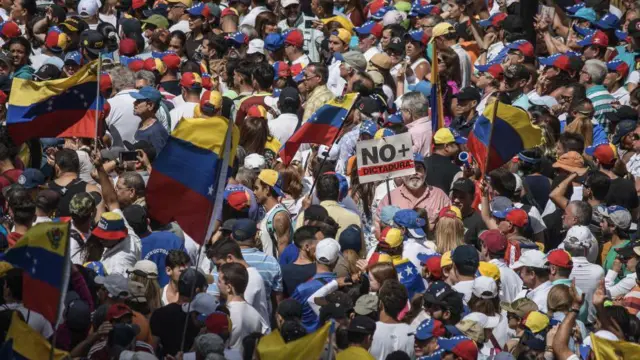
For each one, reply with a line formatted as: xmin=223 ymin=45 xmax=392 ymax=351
xmin=1 ymin=222 xmax=71 ymax=324
xmin=6 ymin=61 xmax=105 ymax=144
xmin=395 ymin=258 xmax=426 ymax=299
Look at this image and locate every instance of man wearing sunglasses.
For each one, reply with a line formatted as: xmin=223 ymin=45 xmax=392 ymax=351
xmin=500 ymin=64 xmax=531 ymax=110
xmin=167 ymin=0 xmax=192 ymax=33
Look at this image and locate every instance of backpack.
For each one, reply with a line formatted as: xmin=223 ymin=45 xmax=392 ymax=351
xmin=265 ymin=204 xmax=293 ymax=258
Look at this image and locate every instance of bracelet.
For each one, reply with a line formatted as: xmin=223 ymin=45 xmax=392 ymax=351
xmin=545 ymin=346 xmax=553 ymax=352
xmin=570 ymin=308 xmax=580 ymax=314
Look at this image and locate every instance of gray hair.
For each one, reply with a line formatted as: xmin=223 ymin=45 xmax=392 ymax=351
xmin=135 ymin=70 xmax=156 ymax=87
xmin=239 ymin=24 xmax=259 ymax=40
xmin=235 ymin=166 xmax=258 ymax=189
xmin=583 ymin=60 xmax=607 ymax=85
xmin=121 ymin=171 xmax=146 ymax=197
xmin=569 ymin=200 xmax=592 ymax=226
xmin=401 ymin=91 xmax=429 ymax=119
xmin=194 ymin=334 xmax=225 ymax=357
xmin=564 ymin=236 xmax=592 ymax=257
xmin=108 ymin=65 xmax=135 ymax=93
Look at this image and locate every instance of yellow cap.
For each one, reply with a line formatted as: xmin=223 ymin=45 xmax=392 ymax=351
xmin=433 ymin=127 xmax=466 ymax=145
xmin=385 ymin=228 xmax=403 ymax=248
xmin=331 ymin=28 xmax=351 ymax=45
xmin=478 ymin=261 xmax=500 ymax=281
xmin=441 ymin=251 xmax=452 ymax=267
xmin=167 ymin=0 xmax=192 ymax=7
xmin=258 ymin=169 xmax=284 ymax=197
xmin=430 ymin=22 xmax=455 ymax=43
xmin=196 ymin=90 xmax=223 ymax=117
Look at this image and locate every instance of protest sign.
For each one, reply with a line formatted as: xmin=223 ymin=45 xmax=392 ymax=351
xmin=356 ymin=133 xmax=415 ymax=184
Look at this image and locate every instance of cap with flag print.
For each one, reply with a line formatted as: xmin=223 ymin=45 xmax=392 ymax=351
xmin=577 ymin=30 xmax=609 ymax=47
xmin=371 ymin=6 xmax=392 ymax=20
xmin=273 ymin=61 xmax=290 ymax=80
xmin=538 ymin=53 xmax=573 ymax=72
xmin=479 ymin=12 xmax=507 ymax=28
xmin=594 ymin=12 xmax=620 ymax=30
xmin=355 ymin=21 xmax=384 ymax=38
xmin=607 ymin=59 xmax=629 ymax=78
xmin=405 ymin=29 xmax=430 ymax=46
xmin=475 ymin=63 xmax=504 ymax=80
xmin=505 ymin=40 xmax=534 ymax=57
xmin=573 ymin=24 xmax=596 ymax=38
xmin=198 ymin=90 xmax=223 ymax=112
xmin=409 ymin=4 xmax=440 ymax=17
xmin=226 ymin=31 xmax=248 ymax=46
xmin=188 ymin=2 xmax=213 ymax=18
xmin=45 ymin=26 xmax=69 ymax=52
xmin=180 ymin=72 xmax=202 ymax=89
xmin=565 ymin=2 xmax=585 ymax=14
xmin=279 ymin=93 xmax=359 ymax=165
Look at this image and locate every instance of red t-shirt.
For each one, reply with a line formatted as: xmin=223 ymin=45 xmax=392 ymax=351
xmin=0 ymin=168 xmax=23 ymax=190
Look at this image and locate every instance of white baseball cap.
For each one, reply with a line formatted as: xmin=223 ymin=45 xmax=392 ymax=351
xmin=463 ymin=312 xmax=500 ymax=329
xmin=472 ymin=276 xmax=498 ymax=300
xmin=95 ymin=274 xmax=130 ymax=298
xmin=182 ymin=293 xmax=220 ymax=320
xmin=281 ymin=0 xmax=299 ymax=7
xmin=247 ymin=39 xmax=265 ymax=55
xmin=315 ymin=238 xmax=341 ymax=265
xmin=244 ymin=153 xmax=266 ymax=170
xmin=78 ymin=0 xmax=99 ymax=18
xmin=128 ymin=260 xmax=159 ymax=279
xmin=382 ymin=10 xmax=406 ymax=26
xmin=510 ymin=250 xmax=547 ymax=269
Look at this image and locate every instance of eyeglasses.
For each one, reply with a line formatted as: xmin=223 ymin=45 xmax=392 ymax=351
xmin=633 ymin=133 xmax=640 ymax=141
xmin=304 ymin=73 xmax=319 ymax=81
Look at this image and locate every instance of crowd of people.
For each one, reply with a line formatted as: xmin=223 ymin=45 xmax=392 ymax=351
xmin=0 ymin=0 xmax=640 ymax=358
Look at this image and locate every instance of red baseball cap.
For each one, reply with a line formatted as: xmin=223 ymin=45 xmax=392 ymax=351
xmin=128 ymin=58 xmax=145 ymax=72
xmin=0 ymin=21 xmax=21 ymax=39
xmin=486 ymin=64 xmax=504 ymax=80
xmin=247 ymin=105 xmax=267 ymax=118
xmin=284 ymin=29 xmax=304 ymax=48
xmin=119 ymin=38 xmax=138 ymax=57
xmin=425 ymin=256 xmax=442 ymax=279
xmin=205 ymin=311 xmax=232 ymax=334
xmin=132 ymin=0 xmax=146 ymax=10
xmin=591 ymin=143 xmax=617 ymax=165
xmin=506 ymin=208 xmax=528 ymax=228
xmin=100 ymin=72 xmax=113 ymax=94
xmin=106 ymin=303 xmax=133 ymax=321
xmin=179 ymin=72 xmax=203 ymax=89
xmin=546 ymin=249 xmax=572 ymax=268
xmin=162 ymin=53 xmax=181 ymax=71
xmin=224 ymin=189 xmax=251 ymax=211
xmin=479 ymin=229 xmax=508 ymax=253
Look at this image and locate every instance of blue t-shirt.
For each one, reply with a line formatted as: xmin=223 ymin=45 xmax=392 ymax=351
xmin=141 ymin=231 xmax=186 ymax=287
xmin=279 ymin=243 xmax=299 ymax=266
xmin=135 ymin=121 xmax=169 ymax=154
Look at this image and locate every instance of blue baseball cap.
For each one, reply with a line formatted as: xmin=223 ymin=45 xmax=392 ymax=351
xmin=187 ymin=3 xmax=206 ymax=16
xmin=417 ymin=252 xmax=442 ymax=266
xmin=451 ymin=244 xmax=479 ymax=266
xmin=293 ymin=71 xmax=305 ymax=83
xmin=414 ymin=318 xmax=446 ymax=340
xmin=408 ymin=80 xmax=431 ymax=97
xmin=225 ymin=31 xmax=248 ymax=45
xmin=478 ymin=12 xmax=507 ymax=28
xmin=490 ymin=196 xmax=514 ymax=215
xmin=573 ymin=24 xmax=595 ymax=38
xmin=84 ymin=261 xmax=106 ymax=276
xmin=594 ymin=13 xmax=620 ymax=30
xmin=393 ymin=209 xmax=426 ymax=238
xmin=386 ymin=111 xmax=403 ymax=125
xmin=615 ymin=30 xmax=628 ymax=41
xmin=380 ymin=205 xmax=401 ymax=226
xmin=339 ymin=224 xmax=362 ymax=253
xmin=18 ymin=168 xmax=45 ymax=189
xmin=354 ymin=21 xmax=383 ymax=38
xmin=437 ymin=335 xmax=473 ymax=351
xmin=130 ymin=86 xmax=162 ymax=104
xmin=264 ymin=32 xmax=284 ymax=51
xmin=412 ymin=4 xmax=440 ymax=17
xmin=569 ymin=7 xmax=596 ymax=23
xmin=231 ymin=218 xmax=258 ymax=241
xmin=64 ymin=50 xmax=82 ymax=65
xmin=359 ymin=120 xmax=378 ymax=137
xmin=371 ymin=6 xmax=392 ymax=20
xmin=565 ymin=3 xmax=584 ymax=14
xmin=414 ymin=152 xmax=425 ymax=164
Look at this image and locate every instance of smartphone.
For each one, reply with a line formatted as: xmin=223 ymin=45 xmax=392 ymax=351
xmin=119 ymin=151 xmax=138 ymax=163
xmin=305 ymin=19 xmax=314 ymax=28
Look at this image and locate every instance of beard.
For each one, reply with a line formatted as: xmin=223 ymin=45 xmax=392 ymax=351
xmin=404 ymin=175 xmax=425 ymax=191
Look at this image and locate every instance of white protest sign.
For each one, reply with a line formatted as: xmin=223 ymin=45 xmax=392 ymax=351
xmin=356 ymin=133 xmax=416 ymax=184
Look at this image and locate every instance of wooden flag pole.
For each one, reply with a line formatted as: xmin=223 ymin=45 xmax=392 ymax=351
xmin=482 ymin=95 xmax=501 ymax=178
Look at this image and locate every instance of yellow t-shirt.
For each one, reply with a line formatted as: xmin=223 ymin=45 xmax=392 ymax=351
xmin=336 ymin=346 xmax=375 ymax=360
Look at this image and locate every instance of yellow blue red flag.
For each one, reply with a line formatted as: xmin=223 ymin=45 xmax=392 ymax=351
xmin=1 ymin=312 xmax=69 ymax=359
xmin=589 ymin=333 xmax=640 ymax=359
xmin=430 ymin=45 xmax=444 ymax=132
xmin=279 ymin=93 xmax=358 ymax=165
xmin=2 ymin=222 xmax=70 ymax=323
xmin=7 ymin=61 xmax=104 ymax=144
xmin=146 ymin=115 xmax=239 ymax=244
xmin=466 ymin=101 xmax=542 ymax=174
xmin=257 ymin=320 xmax=332 ymax=360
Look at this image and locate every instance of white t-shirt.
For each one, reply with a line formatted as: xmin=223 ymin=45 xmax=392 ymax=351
xmin=169 ymin=102 xmax=198 ymax=131
xmin=1 ymin=303 xmax=53 ymax=338
xmin=370 ymin=322 xmax=415 ymax=360
xmin=99 ymin=13 xmax=118 ymax=27
xmin=169 ymin=20 xmax=190 ymax=33
xmin=227 ymin=301 xmax=270 ymax=353
xmin=245 ymin=267 xmax=270 ymax=327
xmin=269 ymin=113 xmax=299 ymax=145
xmin=30 ymin=53 xmax=51 ymax=72
xmin=453 ymin=279 xmax=474 ymax=302
xmin=106 ymin=89 xmax=142 ymax=147
xmin=515 ymin=281 xmax=553 ymax=313
xmin=490 ymin=259 xmax=523 ymax=303
xmin=612 ymin=86 xmax=630 ymax=106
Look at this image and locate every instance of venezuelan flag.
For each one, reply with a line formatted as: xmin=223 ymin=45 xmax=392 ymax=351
xmin=394 ymin=258 xmax=425 ymax=300
xmin=257 ymin=320 xmax=332 ymax=360
xmin=467 ymin=101 xmax=542 ymax=174
xmin=430 ymin=45 xmax=444 ymax=132
xmin=589 ymin=333 xmax=640 ymax=359
xmin=146 ymin=115 xmax=239 ymax=244
xmin=7 ymin=61 xmax=104 ymax=144
xmin=2 ymin=222 xmax=70 ymax=324
xmin=2 ymin=312 xmax=69 ymax=359
xmin=279 ymin=93 xmax=358 ymax=165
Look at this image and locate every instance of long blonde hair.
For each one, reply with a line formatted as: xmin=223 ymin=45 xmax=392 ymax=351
xmin=435 ymin=217 xmax=465 ymax=254
xmin=564 ymin=116 xmax=593 ymax=147
xmin=130 ymin=274 xmax=163 ymax=313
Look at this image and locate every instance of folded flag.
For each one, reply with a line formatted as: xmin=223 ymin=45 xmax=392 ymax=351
xmin=2 ymin=222 xmax=70 ymax=324
xmin=467 ymin=101 xmax=542 ymax=174
xmin=589 ymin=333 xmax=640 ymax=359
xmin=257 ymin=320 xmax=332 ymax=360
xmin=279 ymin=93 xmax=358 ymax=165
xmin=1 ymin=312 xmax=69 ymax=359
xmin=7 ymin=61 xmax=104 ymax=144
xmin=146 ymin=115 xmax=239 ymax=244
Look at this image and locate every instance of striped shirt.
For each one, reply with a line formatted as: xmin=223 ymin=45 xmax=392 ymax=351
xmin=624 ymin=285 xmax=640 ymax=315
xmin=586 ymin=85 xmax=616 ymax=130
xmin=241 ymin=248 xmax=283 ymax=293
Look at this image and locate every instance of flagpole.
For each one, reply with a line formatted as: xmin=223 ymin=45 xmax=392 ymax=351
xmin=95 ymin=54 xmax=102 ymax=144
xmin=482 ymin=95 xmax=500 ymax=177
xmin=307 ymin=93 xmax=360 ymax=197
xmin=50 ymin=222 xmax=71 ymax=360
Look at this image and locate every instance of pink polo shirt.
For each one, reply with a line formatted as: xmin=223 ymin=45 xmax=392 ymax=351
xmin=405 ymin=116 xmax=433 ymax=157
xmin=376 ymin=185 xmax=451 ymax=227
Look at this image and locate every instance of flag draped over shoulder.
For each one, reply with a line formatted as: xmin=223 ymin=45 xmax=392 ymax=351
xmin=589 ymin=333 xmax=640 ymax=359
xmin=430 ymin=45 xmax=444 ymax=133
xmin=279 ymin=93 xmax=358 ymax=165
xmin=1 ymin=312 xmax=69 ymax=359
xmin=257 ymin=320 xmax=332 ymax=360
xmin=466 ymin=101 xmax=542 ymax=174
xmin=2 ymin=222 xmax=70 ymax=324
xmin=146 ymin=115 xmax=239 ymax=245
xmin=7 ymin=61 xmax=104 ymax=144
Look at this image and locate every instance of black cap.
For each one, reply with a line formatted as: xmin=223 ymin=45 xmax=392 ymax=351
xmin=355 ymin=96 xmax=381 ymax=117
xmin=503 ymin=64 xmax=530 ymax=81
xmin=630 ymin=19 xmax=640 ymax=38
xmin=50 ymin=4 xmax=67 ymax=23
xmin=279 ymin=87 xmax=300 ymax=107
xmin=612 ymin=119 xmax=637 ymax=145
xmin=605 ymin=105 xmax=638 ymax=125
xmin=120 ymin=18 xmax=142 ymax=36
xmin=502 ymin=15 xmax=523 ymax=33
xmin=34 ymin=64 xmax=62 ymax=81
xmin=304 ymin=204 xmax=329 ymax=222
xmin=387 ymin=37 xmax=404 ymax=53
xmin=451 ymin=244 xmax=480 ymax=266
xmin=221 ymin=219 xmax=238 ymax=232
xmin=80 ymin=30 xmax=106 ymax=55
xmin=122 ymin=205 xmax=148 ymax=237
xmin=231 ymin=218 xmax=258 ymax=241
xmin=451 ymin=178 xmax=475 ymax=195
xmin=178 ymin=268 xmax=208 ymax=297
xmin=277 ymin=299 xmax=303 ymax=320
xmin=108 ymin=323 xmax=140 ymax=347
xmin=348 ymin=315 xmax=377 ymax=334
xmin=339 ymin=224 xmax=362 ymax=253
xmin=60 ymin=16 xmax=88 ymax=34
xmin=454 ymin=87 xmax=481 ymax=102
